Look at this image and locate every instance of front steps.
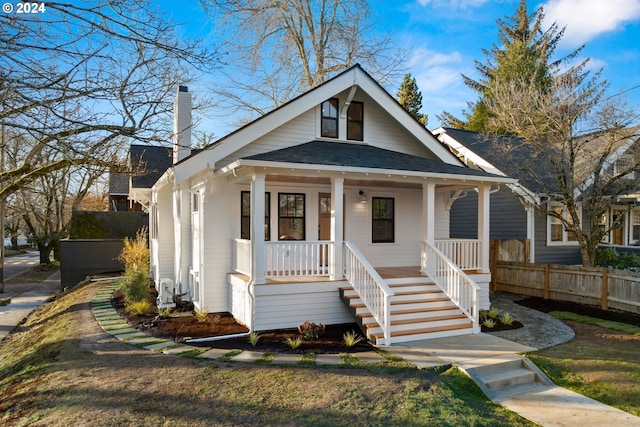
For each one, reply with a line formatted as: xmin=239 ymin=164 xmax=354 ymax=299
xmin=462 ymin=356 xmax=553 ymax=401
xmin=339 ymin=278 xmax=474 ymax=345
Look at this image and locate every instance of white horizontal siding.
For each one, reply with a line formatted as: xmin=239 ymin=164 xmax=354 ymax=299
xmin=253 ymin=281 xmax=352 ymax=331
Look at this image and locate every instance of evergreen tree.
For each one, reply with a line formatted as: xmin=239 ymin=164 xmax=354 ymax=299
xmin=397 ymin=74 xmax=428 ymax=127
xmin=439 ymin=0 xmax=582 ymax=131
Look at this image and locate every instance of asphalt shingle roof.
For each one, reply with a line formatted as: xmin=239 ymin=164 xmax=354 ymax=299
xmin=244 ymin=140 xmax=506 ymax=180
xmin=130 ymin=145 xmax=173 ymax=189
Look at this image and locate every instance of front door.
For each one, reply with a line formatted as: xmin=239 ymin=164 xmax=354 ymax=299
xmin=318 ymin=193 xmax=331 ymax=266
xmin=612 ymin=209 xmax=624 ymax=245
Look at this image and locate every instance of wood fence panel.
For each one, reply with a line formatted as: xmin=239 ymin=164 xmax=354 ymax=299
xmin=495 ymin=261 xmax=640 ymax=316
xmin=607 ymin=269 xmax=640 ymax=315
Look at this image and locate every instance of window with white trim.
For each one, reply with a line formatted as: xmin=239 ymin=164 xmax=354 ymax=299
xmin=321 ymin=98 xmax=338 ymax=138
xmin=632 ymin=209 xmax=640 ymax=244
xmin=547 ymin=202 xmax=581 ymax=245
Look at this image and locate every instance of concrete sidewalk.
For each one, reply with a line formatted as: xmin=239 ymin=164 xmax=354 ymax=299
xmin=0 ymin=270 xmax=61 ymax=341
xmin=384 ymin=334 xmax=640 ymax=427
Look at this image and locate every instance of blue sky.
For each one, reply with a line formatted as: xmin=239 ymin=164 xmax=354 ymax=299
xmin=156 ymin=0 xmax=640 ymax=134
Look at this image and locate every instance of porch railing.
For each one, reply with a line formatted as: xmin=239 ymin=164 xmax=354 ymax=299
xmin=265 ymin=241 xmax=334 ymax=278
xmin=421 ymin=240 xmax=480 ymax=333
xmin=343 ymin=241 xmax=395 ymax=346
xmin=435 ymin=239 xmax=481 ymax=271
xmin=233 ymin=239 xmax=252 ymax=276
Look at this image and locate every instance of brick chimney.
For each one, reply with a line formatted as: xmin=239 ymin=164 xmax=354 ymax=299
xmin=173 ymin=85 xmax=192 ymax=164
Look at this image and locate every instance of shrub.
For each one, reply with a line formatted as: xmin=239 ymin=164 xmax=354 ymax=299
xmin=343 ymin=330 xmax=364 ymax=347
xmin=126 ymin=300 xmax=153 ymax=316
xmin=285 ymin=336 xmax=303 ymax=350
xmin=248 ymin=332 xmax=260 ymax=346
xmin=119 ymin=228 xmax=149 ymax=274
xmin=298 ymin=321 xmax=325 ymax=340
xmin=595 ymin=247 xmax=640 ymax=271
xmin=119 ymin=268 xmax=151 ymax=304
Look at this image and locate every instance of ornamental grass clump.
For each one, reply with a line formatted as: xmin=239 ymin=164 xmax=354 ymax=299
xmin=285 ymin=336 xmax=303 ymax=350
xmin=298 ymin=321 xmax=325 ymax=340
xmin=194 ymin=306 xmax=209 ymax=323
xmin=126 ymin=300 xmax=153 ymax=316
xmin=248 ymin=332 xmax=260 ymax=346
xmin=500 ymin=312 xmax=514 ymax=326
xmin=343 ymin=330 xmax=364 ymax=347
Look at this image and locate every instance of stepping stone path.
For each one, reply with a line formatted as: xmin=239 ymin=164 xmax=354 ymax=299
xmin=90 ymin=281 xmax=397 ymax=369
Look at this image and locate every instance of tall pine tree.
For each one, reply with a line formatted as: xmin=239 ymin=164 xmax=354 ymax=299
xmin=397 ymin=74 xmax=428 ymax=127
xmin=440 ymin=0 xmax=582 ymax=132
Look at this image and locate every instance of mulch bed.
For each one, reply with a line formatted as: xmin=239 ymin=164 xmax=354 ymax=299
xmin=111 ymin=289 xmax=375 ymax=354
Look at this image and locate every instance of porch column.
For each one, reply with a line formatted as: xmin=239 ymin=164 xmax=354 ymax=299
xmin=478 ymin=184 xmax=490 ymax=272
xmin=331 ymin=176 xmax=344 ymax=280
xmin=251 ymin=173 xmax=266 ymax=284
xmin=422 ymin=182 xmax=435 ymax=244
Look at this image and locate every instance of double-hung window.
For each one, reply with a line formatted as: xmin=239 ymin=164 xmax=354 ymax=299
xmin=547 ymin=202 xmax=580 ymax=245
xmin=278 ymin=193 xmax=305 ymax=240
xmin=321 ymin=98 xmax=339 ymax=138
xmin=347 ymin=101 xmax=363 ymax=141
xmin=372 ymin=197 xmax=394 ymax=243
xmin=241 ymin=191 xmax=271 ymax=240
xmin=632 ymin=210 xmax=640 ymax=243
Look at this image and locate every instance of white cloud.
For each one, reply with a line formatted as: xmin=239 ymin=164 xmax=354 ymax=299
xmin=541 ymin=0 xmax=640 ymax=47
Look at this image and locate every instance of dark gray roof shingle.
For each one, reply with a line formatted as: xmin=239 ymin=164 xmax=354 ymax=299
xmin=130 ymin=145 xmax=173 ymax=189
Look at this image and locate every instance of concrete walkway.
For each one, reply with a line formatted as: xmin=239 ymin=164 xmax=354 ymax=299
xmin=0 ymin=270 xmax=60 ymax=341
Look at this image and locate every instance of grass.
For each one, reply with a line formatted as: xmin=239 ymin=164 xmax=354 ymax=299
xmin=528 ymin=312 xmax=640 ymax=416
xmin=0 ymin=279 xmax=535 ymax=426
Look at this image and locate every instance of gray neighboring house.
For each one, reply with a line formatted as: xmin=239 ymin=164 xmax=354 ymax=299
xmin=434 ymin=127 xmax=640 ymax=265
xmin=433 ymin=127 xmax=582 ymax=265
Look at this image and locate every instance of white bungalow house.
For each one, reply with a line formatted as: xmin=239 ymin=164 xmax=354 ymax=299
xmin=130 ymin=65 xmax=515 ymax=345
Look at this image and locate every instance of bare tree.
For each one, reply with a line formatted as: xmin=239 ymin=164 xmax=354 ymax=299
xmin=200 ymin=0 xmax=404 ymax=120
xmin=485 ymin=66 xmax=640 ymax=266
xmin=0 ymin=1 xmax=218 ymax=200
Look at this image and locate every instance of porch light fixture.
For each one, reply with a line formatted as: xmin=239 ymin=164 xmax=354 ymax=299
xmin=358 ymin=190 xmax=367 ymax=204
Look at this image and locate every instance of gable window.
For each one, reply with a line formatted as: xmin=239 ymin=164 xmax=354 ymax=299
xmin=547 ymin=202 xmax=580 ymax=245
xmin=321 ymin=98 xmax=338 ymax=138
xmin=372 ymin=197 xmax=394 ymax=243
xmin=241 ymin=191 xmax=271 ymax=240
xmin=279 ymin=193 xmax=305 ymax=240
xmin=347 ymin=101 xmax=363 ymax=141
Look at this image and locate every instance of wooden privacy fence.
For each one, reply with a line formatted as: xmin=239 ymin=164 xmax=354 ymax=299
xmin=493 ymin=261 xmax=640 ymax=315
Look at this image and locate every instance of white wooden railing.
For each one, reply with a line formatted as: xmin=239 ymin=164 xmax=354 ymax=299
xmin=435 ymin=239 xmax=481 ymax=271
xmin=343 ymin=241 xmax=395 ymax=346
xmin=265 ymin=241 xmax=334 ymax=278
xmin=422 ymin=241 xmax=480 ymax=333
xmin=233 ymin=239 xmax=252 ymax=276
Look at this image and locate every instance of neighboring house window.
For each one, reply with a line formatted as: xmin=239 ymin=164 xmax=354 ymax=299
xmin=278 ymin=193 xmax=305 ymax=240
xmin=547 ymin=203 xmax=580 ymax=245
xmin=632 ymin=210 xmax=640 ymax=243
xmin=241 ymin=191 xmax=271 ymax=240
xmin=321 ymin=98 xmax=338 ymax=138
xmin=347 ymin=101 xmax=363 ymax=141
xmin=372 ymin=197 xmax=394 ymax=243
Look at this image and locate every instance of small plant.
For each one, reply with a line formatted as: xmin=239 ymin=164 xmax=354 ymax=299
xmin=483 ymin=318 xmax=496 ymax=328
xmin=343 ymin=330 xmax=364 ymax=347
xmin=248 ymin=332 xmax=260 ymax=346
xmin=158 ymin=307 xmax=172 ymax=317
xmin=119 ymin=268 xmax=151 ymax=304
xmin=194 ymin=306 xmax=209 ymax=323
xmin=487 ymin=306 xmax=500 ymax=319
xmin=501 ymin=312 xmax=514 ymax=326
xmin=285 ymin=336 xmax=303 ymax=350
xmin=126 ymin=300 xmax=153 ymax=315
xmin=212 ymin=314 xmax=221 ymax=325
xmin=298 ymin=321 xmax=325 ymax=340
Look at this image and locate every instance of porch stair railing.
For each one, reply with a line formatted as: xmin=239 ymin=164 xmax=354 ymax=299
xmin=421 ymin=240 xmax=480 ymax=333
xmin=343 ymin=241 xmax=395 ymax=346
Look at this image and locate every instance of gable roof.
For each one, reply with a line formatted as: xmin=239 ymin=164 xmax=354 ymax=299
xmin=243 ymin=140 xmax=508 ymax=180
xmin=130 ymin=144 xmax=173 ymax=189
xmin=172 ymin=64 xmax=463 ymax=184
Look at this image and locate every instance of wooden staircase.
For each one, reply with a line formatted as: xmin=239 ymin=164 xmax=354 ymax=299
xmin=339 ymin=276 xmax=474 ymax=345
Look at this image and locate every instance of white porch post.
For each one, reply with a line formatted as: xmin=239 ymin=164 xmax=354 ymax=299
xmin=331 ymin=177 xmax=344 ymax=280
xmin=251 ymin=173 xmax=266 ymax=284
xmin=423 ymin=182 xmax=436 ymax=244
xmin=478 ymin=184 xmax=490 ymax=272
